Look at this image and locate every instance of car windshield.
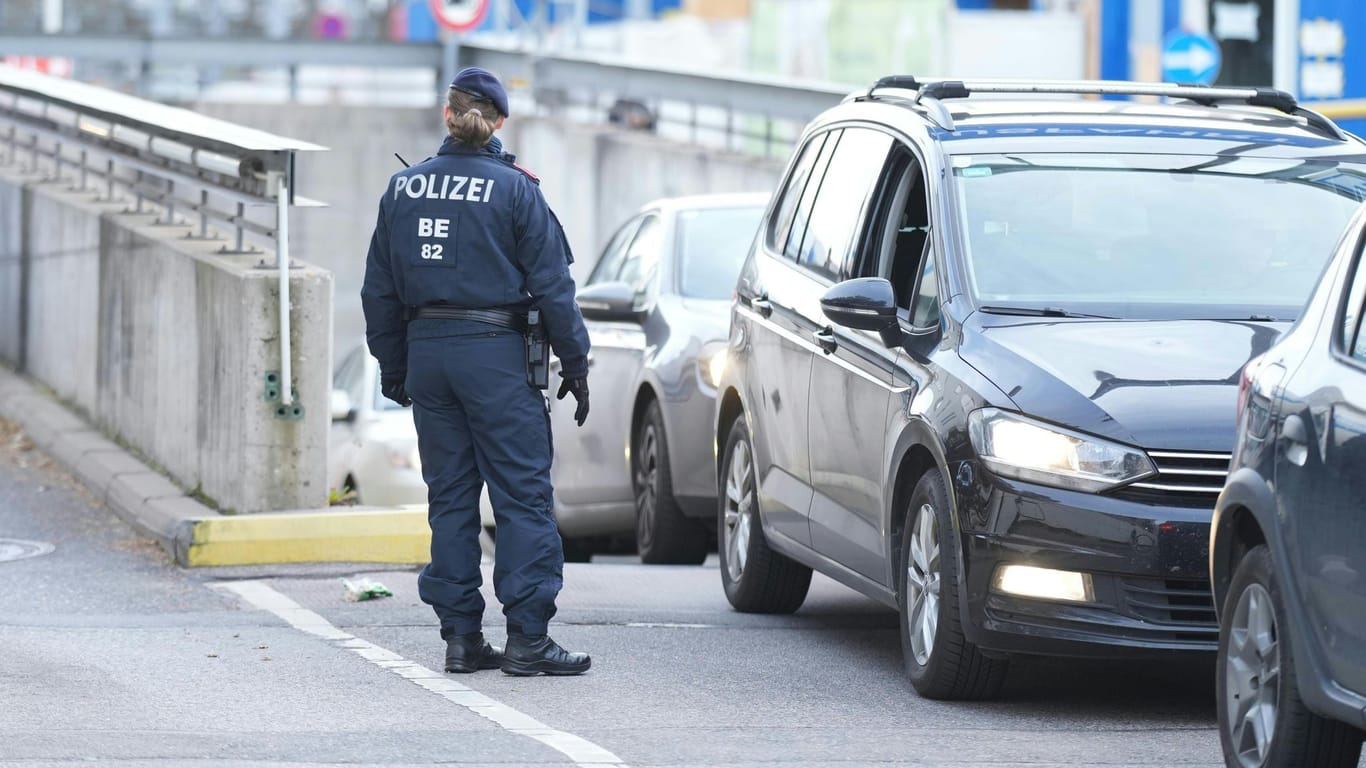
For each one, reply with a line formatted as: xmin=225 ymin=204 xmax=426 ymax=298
xmin=676 ymin=205 xmax=765 ymax=300
xmin=952 ymin=153 xmax=1366 ymax=320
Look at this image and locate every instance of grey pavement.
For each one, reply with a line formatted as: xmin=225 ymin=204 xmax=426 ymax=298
xmin=3 ymin=417 xmax=1348 ymax=768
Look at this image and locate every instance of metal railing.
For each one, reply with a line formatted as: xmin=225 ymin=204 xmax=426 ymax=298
xmin=0 ymin=34 xmax=854 ymax=156
xmin=0 ymin=63 xmax=325 ymax=412
xmin=458 ymin=41 xmax=850 ymax=157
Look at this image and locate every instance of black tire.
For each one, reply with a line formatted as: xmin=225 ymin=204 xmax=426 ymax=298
xmin=717 ymin=415 xmax=811 ymax=613
xmin=633 ymin=400 xmax=708 ymax=565
xmin=899 ymin=470 xmax=1007 ymax=700
xmin=1217 ymin=545 xmax=1364 ymax=768
xmin=561 ymin=535 xmax=594 ymax=563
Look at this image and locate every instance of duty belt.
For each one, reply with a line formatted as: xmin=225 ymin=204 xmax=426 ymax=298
xmin=413 ymin=305 xmax=527 ymax=333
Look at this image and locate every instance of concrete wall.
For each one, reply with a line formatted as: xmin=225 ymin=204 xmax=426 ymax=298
xmin=0 ymin=171 xmax=21 ymax=364
xmin=196 ymin=103 xmax=786 ymax=351
xmin=0 ymin=164 xmax=332 ymax=513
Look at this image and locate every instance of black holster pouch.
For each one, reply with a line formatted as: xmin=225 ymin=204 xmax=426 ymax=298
xmin=525 ymin=309 xmax=550 ymax=390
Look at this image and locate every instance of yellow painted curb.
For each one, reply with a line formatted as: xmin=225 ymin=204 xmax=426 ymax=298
xmin=184 ymin=505 xmax=431 ymax=567
xmin=1308 ymin=99 xmax=1366 ymax=120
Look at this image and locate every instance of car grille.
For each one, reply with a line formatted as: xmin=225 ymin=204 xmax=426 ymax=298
xmin=1118 ymin=577 xmax=1219 ymax=642
xmin=1114 ymin=451 xmax=1232 ymax=507
xmin=984 ymin=573 xmax=1220 ymax=649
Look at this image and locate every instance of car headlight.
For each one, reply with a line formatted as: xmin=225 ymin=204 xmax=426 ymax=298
xmin=967 ymin=408 xmax=1155 ymax=493
xmin=700 ymin=345 xmax=728 ymax=389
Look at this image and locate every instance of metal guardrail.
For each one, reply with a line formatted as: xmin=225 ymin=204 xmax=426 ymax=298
xmin=460 ymin=41 xmax=850 ymax=157
xmin=0 ymin=34 xmax=444 ymax=69
xmin=0 ymin=64 xmax=325 ymax=411
xmin=0 ymin=34 xmax=853 ymax=156
xmin=461 ymin=42 xmax=850 ymax=122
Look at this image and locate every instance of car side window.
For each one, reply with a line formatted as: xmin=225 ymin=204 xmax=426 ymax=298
xmin=864 ymin=146 xmax=932 ymax=313
xmin=786 ymin=130 xmax=841 ymax=263
xmin=371 ymin=372 xmax=392 ymax=411
xmin=588 ymin=216 xmax=642 ymax=285
xmin=767 ymin=133 xmax=828 ymax=258
xmin=349 ymin=359 xmax=370 ymax=411
xmin=333 ymin=346 xmax=363 ymax=390
xmin=1343 ymin=240 xmax=1366 ymax=362
xmin=616 ymin=214 xmax=663 ymax=295
xmin=797 ymin=128 xmax=895 ymax=282
xmin=910 ymin=249 xmax=941 ymax=329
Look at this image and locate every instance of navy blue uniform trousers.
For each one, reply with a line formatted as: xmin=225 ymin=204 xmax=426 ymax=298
xmin=407 ymin=325 xmax=563 ymax=637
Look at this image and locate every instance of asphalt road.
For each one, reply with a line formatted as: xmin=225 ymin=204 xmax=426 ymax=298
xmin=2 ymin=418 xmax=1336 ymax=768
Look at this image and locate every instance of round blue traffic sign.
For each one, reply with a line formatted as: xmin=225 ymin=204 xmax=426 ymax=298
xmin=1162 ymin=32 xmax=1222 ymax=85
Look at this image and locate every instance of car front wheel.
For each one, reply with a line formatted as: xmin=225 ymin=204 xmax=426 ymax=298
xmin=900 ymin=470 xmax=1007 ymax=700
xmin=633 ymin=400 xmax=707 ymax=565
xmin=717 ymin=415 xmax=811 ymax=613
xmin=1217 ymin=545 xmax=1364 ymax=768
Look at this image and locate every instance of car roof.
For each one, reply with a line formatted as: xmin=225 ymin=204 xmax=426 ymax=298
xmin=825 ymin=80 xmax=1366 ymax=160
xmin=935 ymin=100 xmax=1362 ymax=156
xmin=639 ymin=192 xmax=770 ymax=215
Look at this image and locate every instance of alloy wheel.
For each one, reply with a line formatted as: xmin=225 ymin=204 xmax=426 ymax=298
xmin=634 ymin=424 xmax=659 ymax=545
xmin=906 ymin=503 xmax=941 ymax=666
xmin=723 ymin=438 xmax=753 ymax=582
xmin=1225 ymin=582 xmax=1281 ymax=768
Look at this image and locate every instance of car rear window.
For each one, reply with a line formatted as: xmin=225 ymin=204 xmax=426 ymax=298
xmin=676 ymin=206 xmax=765 ymax=300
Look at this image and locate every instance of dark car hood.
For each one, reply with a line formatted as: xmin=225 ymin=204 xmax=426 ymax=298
xmin=959 ymin=315 xmax=1286 ymax=452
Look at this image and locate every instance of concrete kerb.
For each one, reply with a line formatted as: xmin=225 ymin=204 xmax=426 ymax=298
xmin=0 ymin=366 xmax=432 ymax=567
xmin=8 ymin=394 xmax=87 ymax=451
xmin=46 ymin=430 xmax=122 ymax=474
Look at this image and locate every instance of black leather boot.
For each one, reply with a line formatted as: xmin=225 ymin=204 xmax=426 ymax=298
xmin=444 ymin=632 xmax=503 ymax=674
xmin=501 ymin=633 xmax=591 ymax=676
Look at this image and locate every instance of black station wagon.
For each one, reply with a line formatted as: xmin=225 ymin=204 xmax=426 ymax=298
xmin=712 ymin=77 xmax=1366 ymax=700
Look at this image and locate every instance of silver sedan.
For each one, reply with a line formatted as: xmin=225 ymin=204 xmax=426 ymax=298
xmin=549 ymin=193 xmax=768 ymax=563
xmin=328 ymin=343 xmax=495 ymax=533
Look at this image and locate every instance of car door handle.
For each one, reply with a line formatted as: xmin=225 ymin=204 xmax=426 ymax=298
xmin=750 ymin=294 xmax=773 ymax=318
xmin=814 ymin=326 xmax=837 ymax=355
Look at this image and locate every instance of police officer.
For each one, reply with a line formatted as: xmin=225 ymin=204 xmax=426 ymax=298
xmin=361 ymin=67 xmax=592 ymax=676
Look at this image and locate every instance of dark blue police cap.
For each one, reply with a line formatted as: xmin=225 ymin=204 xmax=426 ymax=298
xmin=450 ymin=67 xmax=509 ymax=118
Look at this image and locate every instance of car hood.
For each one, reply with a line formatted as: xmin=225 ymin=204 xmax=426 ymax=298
xmin=959 ymin=316 xmax=1286 ymax=452
xmin=676 ymin=297 xmax=732 ymax=341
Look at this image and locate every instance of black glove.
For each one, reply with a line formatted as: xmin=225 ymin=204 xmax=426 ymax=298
xmin=381 ymin=374 xmax=412 ymax=407
xmin=556 ymin=375 xmax=589 ymax=427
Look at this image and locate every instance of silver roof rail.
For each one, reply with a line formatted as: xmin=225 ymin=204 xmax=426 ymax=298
xmin=859 ymin=76 xmax=1349 ymax=140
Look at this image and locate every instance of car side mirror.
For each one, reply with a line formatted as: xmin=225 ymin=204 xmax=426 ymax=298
xmin=577 ymin=281 xmax=643 ymax=322
xmin=821 ymin=277 xmax=903 ymax=348
xmin=330 ymin=390 xmax=356 ymax=422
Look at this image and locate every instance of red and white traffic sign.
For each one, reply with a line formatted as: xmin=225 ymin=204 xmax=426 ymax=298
xmin=428 ymin=0 xmax=490 ymax=32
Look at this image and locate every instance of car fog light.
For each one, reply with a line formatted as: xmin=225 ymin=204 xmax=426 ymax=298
xmin=992 ymin=564 xmax=1094 ymax=603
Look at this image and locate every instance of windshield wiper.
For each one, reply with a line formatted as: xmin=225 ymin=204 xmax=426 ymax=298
xmin=978 ymin=305 xmax=1116 ymax=319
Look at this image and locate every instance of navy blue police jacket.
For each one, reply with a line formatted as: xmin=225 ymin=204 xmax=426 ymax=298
xmin=361 ymin=135 xmax=590 ymax=381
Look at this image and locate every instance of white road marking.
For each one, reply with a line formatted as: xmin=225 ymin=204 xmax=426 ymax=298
xmin=623 ymin=622 xmax=713 ymax=629
xmin=212 ymin=580 xmax=626 ymax=767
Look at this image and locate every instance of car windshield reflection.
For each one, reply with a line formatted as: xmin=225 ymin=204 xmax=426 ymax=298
xmin=952 ymin=153 xmax=1366 ymax=321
